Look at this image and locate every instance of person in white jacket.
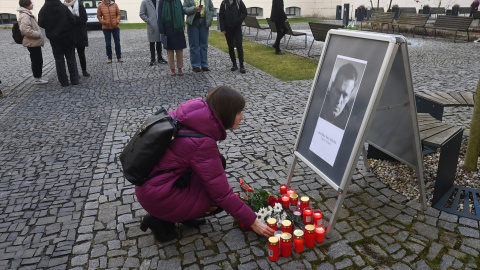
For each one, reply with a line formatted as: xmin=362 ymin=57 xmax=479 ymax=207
xmin=140 ymin=0 xmax=167 ymax=66
xmin=17 ymin=0 xmax=48 ymax=84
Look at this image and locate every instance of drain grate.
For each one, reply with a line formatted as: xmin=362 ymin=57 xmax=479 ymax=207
xmin=433 ymin=185 xmax=480 ymax=221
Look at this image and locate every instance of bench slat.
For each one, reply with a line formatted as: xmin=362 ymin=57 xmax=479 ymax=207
xmin=435 ymin=92 xmax=462 ymax=104
xmin=423 ymin=126 xmax=463 ymax=147
xmin=418 ymin=121 xmax=448 ymax=131
xmin=459 ymin=92 xmax=475 ymax=105
xmin=416 ymin=92 xmax=449 ymax=105
xmin=448 ymin=92 xmax=469 ymax=104
xmin=419 ymin=91 xmax=453 ymax=105
xmin=420 ymin=124 xmax=453 ymax=141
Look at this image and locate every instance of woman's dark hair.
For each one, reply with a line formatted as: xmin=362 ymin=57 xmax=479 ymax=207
xmin=206 ymin=86 xmax=245 ymax=129
xmin=19 ymin=0 xmax=32 ymax=8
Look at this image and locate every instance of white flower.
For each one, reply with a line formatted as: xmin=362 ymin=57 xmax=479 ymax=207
xmin=258 ymin=207 xmax=268 ymax=216
xmin=256 ymin=212 xmax=265 ymax=221
xmin=266 ymin=206 xmax=273 ymax=216
xmin=273 ymin=203 xmax=283 ymax=213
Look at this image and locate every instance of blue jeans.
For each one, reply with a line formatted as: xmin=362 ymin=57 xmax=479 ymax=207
xmin=103 ymin=28 xmax=122 ymax=59
xmin=187 ymin=17 xmax=209 ymax=68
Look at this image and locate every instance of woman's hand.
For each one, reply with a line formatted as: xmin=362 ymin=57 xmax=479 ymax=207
xmin=195 ymin=6 xmax=202 ymax=11
xmin=222 ymin=31 xmax=226 ymax=34
xmin=251 ymin=219 xmax=275 ymax=238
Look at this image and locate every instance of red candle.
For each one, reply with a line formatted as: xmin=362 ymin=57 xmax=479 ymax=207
xmin=315 ymin=225 xmax=325 ymax=243
xmin=286 ymin=188 xmax=295 ymax=196
xmin=293 ymin=229 xmax=304 ymax=253
xmin=313 ymin=210 xmax=323 ymax=227
xmin=267 ymin=218 xmax=277 ymax=231
xmin=304 ymin=225 xmax=315 ymax=248
xmin=289 ymin=193 xmax=298 ymax=212
xmin=303 ymin=207 xmax=313 ymax=225
xmin=280 ymin=184 xmax=287 ymax=195
xmin=281 ymin=220 xmax=293 ymax=234
xmin=281 ymin=194 xmax=290 ymax=209
xmin=300 ymin=196 xmax=310 ymax=213
xmin=268 ymin=236 xmax=280 ymax=261
xmin=280 ymin=233 xmax=292 ymax=257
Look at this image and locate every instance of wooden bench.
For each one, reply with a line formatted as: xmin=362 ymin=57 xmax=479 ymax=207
xmin=430 ymin=7 xmax=446 ymax=15
xmin=284 ymin=21 xmax=307 ymax=49
xmin=458 ymin=7 xmax=471 ymax=16
xmin=415 ymin=90 xmax=475 ymax=121
xmin=426 ymin=15 xmax=473 ymax=42
xmin=307 ymin=22 xmax=339 ymax=57
xmin=361 ymin=12 xmax=395 ymax=32
xmin=389 ymin=13 xmax=429 ymax=37
xmin=243 ymin=16 xmax=270 ymax=40
xmin=399 ymin=7 xmax=417 ymax=14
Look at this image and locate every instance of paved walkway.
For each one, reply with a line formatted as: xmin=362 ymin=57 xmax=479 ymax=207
xmin=0 ymin=25 xmax=479 ymax=270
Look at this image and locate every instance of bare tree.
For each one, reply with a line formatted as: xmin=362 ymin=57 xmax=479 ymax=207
xmin=464 ymin=76 xmax=480 ymax=171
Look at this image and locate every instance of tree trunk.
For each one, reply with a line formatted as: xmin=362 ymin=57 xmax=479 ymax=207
xmin=464 ymin=76 xmax=480 ymax=171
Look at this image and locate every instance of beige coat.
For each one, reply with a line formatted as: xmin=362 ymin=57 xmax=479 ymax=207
xmin=17 ymin=7 xmax=44 ymax=48
xmin=97 ymin=0 xmax=121 ymax=30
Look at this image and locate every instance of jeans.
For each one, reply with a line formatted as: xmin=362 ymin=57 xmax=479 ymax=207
xmin=224 ymin=26 xmax=244 ymax=64
xmin=103 ymin=28 xmax=122 ymax=59
xmin=27 ymin=46 xmax=43 ymax=79
xmin=50 ymin=38 xmax=78 ymax=85
xmin=187 ymin=17 xmax=209 ymax=68
xmin=274 ymin=21 xmax=287 ymax=50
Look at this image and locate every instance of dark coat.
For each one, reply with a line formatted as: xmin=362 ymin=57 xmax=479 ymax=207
xmin=38 ymin=0 xmax=75 ymax=40
xmin=270 ymin=0 xmax=286 ymax=23
xmin=135 ymin=98 xmax=257 ymax=226
xmin=72 ymin=3 xmax=89 ymax=48
xmin=157 ymin=0 xmax=186 ymax=50
xmin=219 ymin=0 xmax=247 ymax=31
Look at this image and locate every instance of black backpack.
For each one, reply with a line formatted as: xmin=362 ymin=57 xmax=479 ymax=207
xmin=120 ymin=108 xmax=206 ymax=186
xmin=12 ymin=21 xmax=24 ymax=44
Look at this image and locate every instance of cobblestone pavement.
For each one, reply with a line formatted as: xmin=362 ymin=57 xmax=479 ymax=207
xmin=0 ymin=24 xmax=479 ymax=270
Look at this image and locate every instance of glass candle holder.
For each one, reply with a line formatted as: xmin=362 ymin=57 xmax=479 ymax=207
xmin=280 ymin=184 xmax=287 ymax=195
xmin=300 ymin=196 xmax=310 ymax=213
xmin=293 ymin=210 xmax=302 ymax=224
xmin=274 ymin=231 xmax=282 ymax=241
xmin=289 ymin=193 xmax=299 ymax=212
xmin=267 ymin=218 xmax=277 ymax=231
xmin=315 ymin=225 xmax=325 ymax=243
xmin=304 ymin=224 xmax=315 ymax=248
xmin=280 ymin=233 xmax=292 ymax=257
xmin=268 ymin=236 xmax=280 ymax=261
xmin=281 ymin=220 xmax=293 ymax=234
xmin=286 ymin=188 xmax=295 ymax=196
xmin=303 ymin=207 xmax=313 ymax=225
xmin=281 ymin=194 xmax=290 ymax=209
xmin=293 ymin=229 xmax=304 ymax=253
xmin=313 ymin=210 xmax=323 ymax=227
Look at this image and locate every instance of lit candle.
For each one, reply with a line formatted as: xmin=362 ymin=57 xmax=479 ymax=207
xmin=280 ymin=184 xmax=287 ymax=195
xmin=280 ymin=233 xmax=292 ymax=257
xmin=267 ymin=218 xmax=277 ymax=231
xmin=289 ymin=193 xmax=299 ymax=212
xmin=281 ymin=220 xmax=293 ymax=234
xmin=313 ymin=210 xmax=323 ymax=227
xmin=286 ymin=188 xmax=295 ymax=196
xmin=303 ymin=207 xmax=313 ymax=225
xmin=304 ymin=225 xmax=315 ymax=248
xmin=268 ymin=236 xmax=280 ymax=261
xmin=300 ymin=196 xmax=310 ymax=213
xmin=293 ymin=229 xmax=304 ymax=253
xmin=315 ymin=225 xmax=325 ymax=243
xmin=281 ymin=194 xmax=290 ymax=209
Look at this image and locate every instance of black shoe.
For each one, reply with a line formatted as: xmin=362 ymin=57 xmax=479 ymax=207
xmin=201 ymin=67 xmax=210 ymax=71
xmin=158 ymin=58 xmax=167 ymax=64
xmin=149 ymin=60 xmax=156 ymax=66
xmin=140 ymin=214 xmax=178 ymax=242
xmin=71 ymin=81 xmax=79 ymax=85
xmin=0 ymin=90 xmax=3 ymax=97
xmin=180 ymin=218 xmax=207 ymax=227
xmin=239 ymin=64 xmax=246 ymax=74
xmin=192 ymin=67 xmax=202 ymax=72
xmin=231 ymin=64 xmax=238 ymax=71
xmin=83 ymin=71 xmax=90 ymax=77
xmin=61 ymin=82 xmax=69 ymax=87
xmin=275 ymin=50 xmax=285 ymax=55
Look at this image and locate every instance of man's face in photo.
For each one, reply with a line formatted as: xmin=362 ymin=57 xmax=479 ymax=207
xmin=328 ymin=75 xmax=356 ymax=117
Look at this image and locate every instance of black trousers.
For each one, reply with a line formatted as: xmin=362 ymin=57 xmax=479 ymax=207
xmin=274 ymin=20 xmax=288 ymax=50
xmin=224 ymin=26 xmax=244 ymax=64
xmin=50 ymin=38 xmax=78 ymax=85
xmin=149 ymin=42 xmax=163 ymax=60
xmin=27 ymin=47 xmax=43 ymax=79
xmin=76 ymin=46 xmax=87 ymax=72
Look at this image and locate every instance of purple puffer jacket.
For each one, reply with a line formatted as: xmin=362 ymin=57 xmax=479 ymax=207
xmin=135 ymin=98 xmax=257 ymax=226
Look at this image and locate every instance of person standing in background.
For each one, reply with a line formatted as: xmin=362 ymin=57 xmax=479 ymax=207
xmin=97 ymin=0 xmax=123 ymax=63
xmin=63 ymin=0 xmax=90 ymax=77
xmin=158 ymin=0 xmax=187 ymax=76
xmin=139 ymin=0 xmax=167 ymax=66
xmin=183 ymin=0 xmax=214 ymax=72
xmin=39 ymin=0 xmax=79 ymax=87
xmin=471 ymin=0 xmax=479 ymax=17
xmin=17 ymin=0 xmax=48 ymax=85
xmin=270 ymin=0 xmax=288 ymax=55
xmin=219 ymin=0 xmax=247 ymax=73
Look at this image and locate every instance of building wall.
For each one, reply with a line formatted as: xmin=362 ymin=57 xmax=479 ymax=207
xmin=0 ymin=0 xmax=475 ymax=24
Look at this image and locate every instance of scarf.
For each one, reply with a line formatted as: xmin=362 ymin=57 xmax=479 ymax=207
xmin=162 ymin=0 xmax=184 ymax=33
xmin=64 ymin=0 xmax=79 ymax=16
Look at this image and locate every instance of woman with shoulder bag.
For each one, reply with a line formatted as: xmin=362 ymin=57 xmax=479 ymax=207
xmin=17 ymin=0 xmax=48 ymax=85
xmin=135 ymin=86 xmax=275 ymax=242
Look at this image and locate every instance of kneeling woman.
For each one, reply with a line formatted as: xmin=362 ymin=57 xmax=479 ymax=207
xmin=135 ymin=86 xmax=275 ymax=241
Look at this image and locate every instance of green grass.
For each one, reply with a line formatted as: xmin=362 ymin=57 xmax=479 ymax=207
xmin=209 ymin=30 xmax=317 ymax=81
xmin=120 ymin=23 xmax=147 ymax=30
